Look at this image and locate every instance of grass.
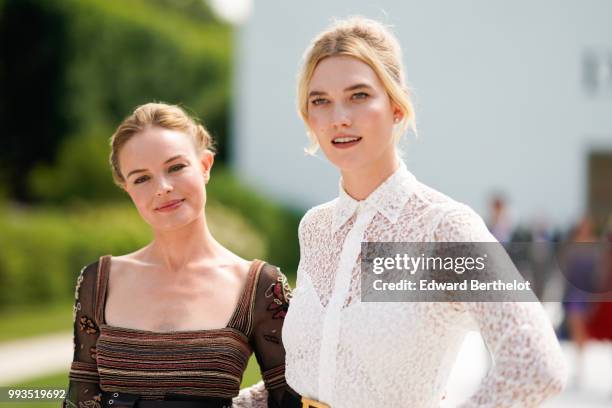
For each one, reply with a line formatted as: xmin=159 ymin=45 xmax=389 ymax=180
xmin=241 ymin=354 xmax=264 ymax=387
xmin=0 ymin=301 xmax=72 ymax=343
xmin=4 ymin=372 xmax=68 ymax=408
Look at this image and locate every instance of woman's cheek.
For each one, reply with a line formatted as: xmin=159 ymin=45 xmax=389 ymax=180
xmin=308 ymin=112 xmax=327 ymax=135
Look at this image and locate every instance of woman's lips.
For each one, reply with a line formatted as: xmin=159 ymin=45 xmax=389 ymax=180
xmin=155 ymin=199 xmax=185 ymax=212
xmin=332 ymin=135 xmax=362 ymax=149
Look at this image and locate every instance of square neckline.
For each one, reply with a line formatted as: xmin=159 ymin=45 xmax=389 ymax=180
xmin=95 ymin=255 xmax=263 ymax=335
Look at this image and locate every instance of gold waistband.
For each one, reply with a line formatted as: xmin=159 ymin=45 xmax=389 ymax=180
xmin=301 ymin=397 xmax=330 ymax=408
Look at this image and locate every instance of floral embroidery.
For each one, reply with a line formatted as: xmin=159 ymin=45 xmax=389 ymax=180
xmin=264 ymin=274 xmax=292 ymax=319
xmin=73 ymin=266 xmax=86 ymax=323
xmin=73 ymin=302 xmax=81 ymax=323
xmin=78 ymin=395 xmax=101 ymax=408
xmin=65 ymin=398 xmax=78 ymax=408
xmin=79 ymin=316 xmax=98 ymax=335
xmin=74 ymin=267 xmax=85 ymax=300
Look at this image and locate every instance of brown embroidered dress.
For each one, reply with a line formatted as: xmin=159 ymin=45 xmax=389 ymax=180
xmin=64 ymin=256 xmax=293 ymax=408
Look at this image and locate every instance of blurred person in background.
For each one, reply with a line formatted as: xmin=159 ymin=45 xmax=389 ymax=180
xmin=486 ymin=194 xmax=513 ymax=244
xmin=569 ymin=213 xmax=612 ymax=395
xmin=281 ymin=16 xmax=567 ymax=408
xmin=527 ymin=214 xmax=559 ymax=300
xmin=63 ymin=103 xmax=297 ymax=408
xmin=561 ymin=214 xmax=601 ymax=388
xmin=587 ymin=213 xmax=612 ymax=342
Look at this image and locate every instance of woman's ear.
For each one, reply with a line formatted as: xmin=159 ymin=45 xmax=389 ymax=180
xmin=392 ymin=104 xmax=404 ymax=124
xmin=200 ymin=150 xmax=215 ymax=184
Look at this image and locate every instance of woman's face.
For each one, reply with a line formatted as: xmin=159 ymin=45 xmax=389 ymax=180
xmin=119 ymin=126 xmax=213 ymax=232
xmin=306 ymin=55 xmax=401 ymax=172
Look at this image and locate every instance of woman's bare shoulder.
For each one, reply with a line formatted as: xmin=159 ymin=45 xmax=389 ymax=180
xmin=109 ymin=248 xmax=151 ymax=273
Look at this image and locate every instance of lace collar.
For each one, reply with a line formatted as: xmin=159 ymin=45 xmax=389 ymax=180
xmin=332 ymin=161 xmax=417 ymax=232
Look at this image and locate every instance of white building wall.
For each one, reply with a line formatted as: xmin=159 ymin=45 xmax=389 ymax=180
xmin=233 ymin=0 xmax=612 ymax=226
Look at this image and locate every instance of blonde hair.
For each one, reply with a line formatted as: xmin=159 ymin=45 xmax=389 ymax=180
xmin=109 ymin=102 xmax=215 ymax=186
xmin=297 ymin=16 xmax=416 ymax=153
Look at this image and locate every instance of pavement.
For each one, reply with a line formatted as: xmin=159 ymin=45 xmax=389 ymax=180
xmin=0 ymin=333 xmax=72 ymax=385
xmin=0 ymin=331 xmax=610 ymax=406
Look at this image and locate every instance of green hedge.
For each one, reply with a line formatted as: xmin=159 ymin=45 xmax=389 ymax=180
xmin=0 ymin=202 xmax=265 ymax=309
xmin=207 ymin=166 xmax=302 ymax=273
xmin=29 ymin=133 xmax=123 ymax=203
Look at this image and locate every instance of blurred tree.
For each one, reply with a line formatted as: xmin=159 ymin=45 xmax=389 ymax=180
xmin=148 ymin=0 xmax=217 ymax=23
xmin=0 ymin=0 xmax=70 ymax=200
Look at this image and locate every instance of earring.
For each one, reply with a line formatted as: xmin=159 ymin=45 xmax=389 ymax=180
xmin=393 ymin=116 xmax=400 ymax=123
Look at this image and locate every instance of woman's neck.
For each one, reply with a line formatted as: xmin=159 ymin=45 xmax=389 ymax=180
xmin=145 ymin=214 xmax=228 ymax=274
xmin=340 ymin=155 xmax=400 ymax=201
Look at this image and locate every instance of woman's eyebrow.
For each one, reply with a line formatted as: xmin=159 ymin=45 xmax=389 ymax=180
xmin=308 ymin=90 xmax=327 ymax=98
xmin=163 ymin=154 xmax=185 ymax=164
xmin=308 ymin=83 xmax=373 ymax=98
xmin=344 ymin=83 xmax=373 ymax=92
xmin=126 ymin=155 xmax=186 ymax=179
xmin=127 ymin=168 xmax=147 ymax=179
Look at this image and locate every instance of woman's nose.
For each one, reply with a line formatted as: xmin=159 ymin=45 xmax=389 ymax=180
xmin=155 ymin=177 xmax=173 ymax=196
xmin=331 ymin=105 xmax=351 ymax=129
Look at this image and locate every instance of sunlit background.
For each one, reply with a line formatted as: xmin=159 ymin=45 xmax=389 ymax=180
xmin=0 ymin=0 xmax=610 ymax=407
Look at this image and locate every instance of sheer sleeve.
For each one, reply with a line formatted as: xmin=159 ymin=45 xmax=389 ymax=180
xmin=63 ymin=262 xmax=102 ymax=408
xmin=434 ymin=205 xmax=567 ymax=407
xmin=233 ymin=263 xmax=299 ymax=408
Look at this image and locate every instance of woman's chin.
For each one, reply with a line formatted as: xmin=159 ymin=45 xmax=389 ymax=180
xmin=147 ymin=213 xmax=199 ymax=233
xmin=330 ymin=156 xmax=370 ymax=173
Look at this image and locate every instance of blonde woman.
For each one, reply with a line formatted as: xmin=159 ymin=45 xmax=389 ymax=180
xmin=63 ymin=103 xmax=296 ymax=408
xmin=280 ymin=17 xmax=567 ymax=407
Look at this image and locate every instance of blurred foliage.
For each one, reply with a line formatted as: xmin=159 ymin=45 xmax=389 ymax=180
xmin=208 ymin=165 xmax=302 ymax=273
xmin=0 ymin=202 xmax=265 ymax=309
xmin=0 ymin=181 xmax=8 ymax=203
xmin=146 ymin=0 xmax=218 ymax=23
xmin=0 ymin=0 xmax=231 ymax=200
xmin=28 ymin=133 xmax=123 ymax=203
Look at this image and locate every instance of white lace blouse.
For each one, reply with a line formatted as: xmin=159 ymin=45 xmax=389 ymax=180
xmin=279 ymin=162 xmax=567 ymax=408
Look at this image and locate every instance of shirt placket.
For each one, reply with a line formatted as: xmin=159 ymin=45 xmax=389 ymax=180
xmin=318 ymin=202 xmax=376 ymax=405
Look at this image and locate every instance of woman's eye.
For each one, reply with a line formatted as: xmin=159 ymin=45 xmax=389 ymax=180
xmin=310 ymin=98 xmax=328 ymax=106
xmin=169 ymin=163 xmax=187 ymax=172
xmin=134 ymin=175 xmax=150 ymax=184
xmin=352 ymin=92 xmax=369 ymax=100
